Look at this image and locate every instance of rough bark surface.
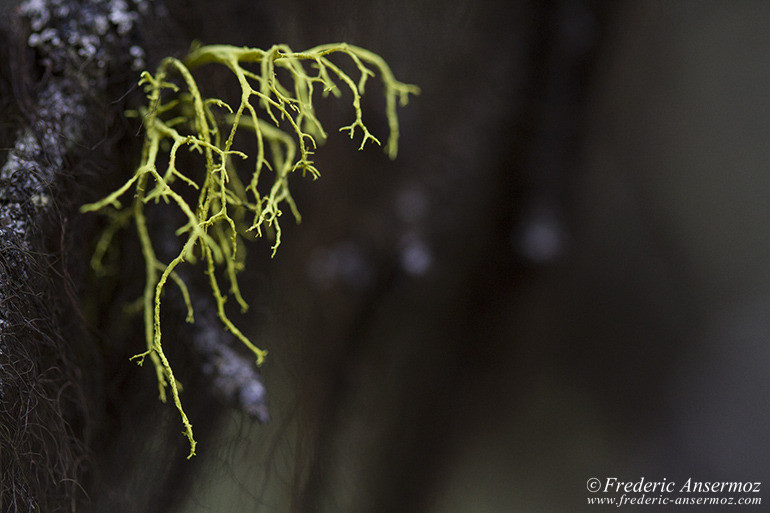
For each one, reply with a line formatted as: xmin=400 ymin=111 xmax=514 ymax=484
xmin=0 ymin=1 xmax=153 ymax=509
xmin=0 ymin=1 xmax=273 ymax=507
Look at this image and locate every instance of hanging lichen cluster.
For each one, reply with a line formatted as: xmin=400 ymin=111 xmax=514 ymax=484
xmin=81 ymin=43 xmax=419 ymax=456
xmin=83 ymin=43 xmax=419 ymax=456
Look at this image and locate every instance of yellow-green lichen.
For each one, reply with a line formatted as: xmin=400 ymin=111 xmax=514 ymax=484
xmin=81 ymin=43 xmax=418 ymax=457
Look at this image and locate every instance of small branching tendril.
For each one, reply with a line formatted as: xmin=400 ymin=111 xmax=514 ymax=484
xmin=81 ymin=43 xmax=419 ymax=457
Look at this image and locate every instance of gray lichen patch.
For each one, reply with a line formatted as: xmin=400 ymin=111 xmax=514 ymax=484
xmin=20 ymin=0 xmax=150 ymax=81
xmin=0 ymin=81 xmax=85 ymax=267
xmin=193 ymin=297 xmax=270 ymax=423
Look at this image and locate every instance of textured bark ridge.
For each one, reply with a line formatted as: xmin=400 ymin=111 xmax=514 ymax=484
xmin=0 ymin=0 xmax=150 ymax=510
xmin=0 ymin=1 xmax=272 ymax=507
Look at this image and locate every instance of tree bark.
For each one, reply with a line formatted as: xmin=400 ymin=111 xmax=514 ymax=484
xmin=0 ymin=1 xmax=268 ymax=510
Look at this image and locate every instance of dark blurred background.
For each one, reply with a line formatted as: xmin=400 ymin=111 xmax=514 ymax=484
xmin=7 ymin=0 xmax=770 ymax=511
xmin=150 ymin=1 xmax=770 ymax=512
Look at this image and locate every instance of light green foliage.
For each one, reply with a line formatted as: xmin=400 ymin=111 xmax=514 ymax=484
xmin=81 ymin=43 xmax=419 ymax=457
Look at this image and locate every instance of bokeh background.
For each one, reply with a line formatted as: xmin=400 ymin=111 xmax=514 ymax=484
xmin=151 ymin=1 xmax=770 ymax=512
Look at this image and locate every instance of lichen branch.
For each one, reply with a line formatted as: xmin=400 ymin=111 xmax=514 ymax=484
xmin=81 ymin=43 xmax=418 ymax=456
